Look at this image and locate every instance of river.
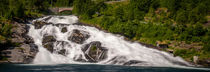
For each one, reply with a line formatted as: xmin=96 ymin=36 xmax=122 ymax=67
xmin=1 ymin=15 xmax=209 ymax=72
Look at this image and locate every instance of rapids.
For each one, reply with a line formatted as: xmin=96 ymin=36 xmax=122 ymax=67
xmin=28 ymin=15 xmax=191 ymax=67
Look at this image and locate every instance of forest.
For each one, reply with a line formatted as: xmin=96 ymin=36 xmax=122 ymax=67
xmin=0 ymin=0 xmax=210 ymax=66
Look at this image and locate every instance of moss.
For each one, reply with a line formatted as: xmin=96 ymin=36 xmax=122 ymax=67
xmin=17 ymin=47 xmax=25 ymax=51
xmin=1 ymin=57 xmax=8 ymax=61
xmin=91 ymin=45 xmax=97 ymax=52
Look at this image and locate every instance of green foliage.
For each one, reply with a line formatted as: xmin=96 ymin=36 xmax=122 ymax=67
xmin=0 ymin=23 xmax=12 ymax=36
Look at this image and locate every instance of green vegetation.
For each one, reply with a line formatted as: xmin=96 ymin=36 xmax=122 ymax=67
xmin=73 ymin=0 xmax=210 ymax=64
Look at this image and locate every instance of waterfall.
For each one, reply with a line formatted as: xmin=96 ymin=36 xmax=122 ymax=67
xmin=27 ymin=15 xmax=191 ymax=67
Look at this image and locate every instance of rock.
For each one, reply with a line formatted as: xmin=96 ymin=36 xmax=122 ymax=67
xmin=193 ymin=56 xmax=199 ymax=64
xmin=106 ymin=56 xmax=127 ymax=65
xmin=68 ymin=29 xmax=90 ymax=44
xmin=11 ymin=22 xmax=28 ymax=43
xmin=156 ymin=41 xmax=168 ymax=48
xmin=166 ymin=49 xmax=174 ymax=54
xmin=0 ymin=22 xmax=38 ymax=63
xmin=123 ymin=60 xmax=145 ymax=66
xmin=11 ymin=23 xmax=27 ymax=37
xmin=58 ymin=49 xmax=66 ymax=55
xmin=42 ymin=35 xmax=56 ymax=53
xmin=82 ymin=41 xmax=108 ymax=62
xmin=55 ymin=41 xmax=70 ymax=56
xmin=33 ymin=21 xmax=49 ymax=29
xmin=198 ymin=59 xmax=210 ymax=67
xmin=24 ymin=35 xmax=34 ymax=44
xmin=11 ymin=37 xmax=25 ymax=43
xmin=61 ymin=27 xmax=67 ymax=33
xmin=1 ymin=43 xmax=38 ymax=63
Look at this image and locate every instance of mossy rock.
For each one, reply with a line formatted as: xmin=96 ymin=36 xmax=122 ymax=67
xmin=61 ymin=27 xmax=67 ymax=33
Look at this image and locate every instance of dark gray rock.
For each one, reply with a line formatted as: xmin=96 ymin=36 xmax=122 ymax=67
xmin=82 ymin=41 xmax=107 ymax=62
xmin=198 ymin=59 xmax=210 ymax=67
xmin=42 ymin=35 xmax=56 ymax=53
xmin=68 ymin=29 xmax=90 ymax=44
xmin=158 ymin=44 xmax=168 ymax=48
xmin=0 ymin=22 xmax=38 ymax=64
xmin=123 ymin=60 xmax=145 ymax=66
xmin=1 ymin=43 xmax=38 ymax=63
xmin=61 ymin=27 xmax=67 ymax=33
xmin=33 ymin=21 xmax=49 ymax=29
xmin=106 ymin=56 xmax=127 ymax=64
xmin=55 ymin=41 xmax=70 ymax=56
xmin=58 ymin=49 xmax=66 ymax=55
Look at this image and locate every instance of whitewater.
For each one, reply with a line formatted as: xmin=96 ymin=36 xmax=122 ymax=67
xmin=27 ymin=15 xmax=191 ymax=67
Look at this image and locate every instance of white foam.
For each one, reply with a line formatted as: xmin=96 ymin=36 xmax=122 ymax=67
xmin=28 ymin=15 xmax=191 ymax=67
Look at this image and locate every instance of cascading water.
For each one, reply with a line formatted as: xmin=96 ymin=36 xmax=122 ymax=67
xmin=28 ymin=15 xmax=191 ymax=67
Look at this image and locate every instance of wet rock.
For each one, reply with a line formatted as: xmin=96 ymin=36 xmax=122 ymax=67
xmin=73 ymin=55 xmax=86 ymax=62
xmin=68 ymin=29 xmax=90 ymax=44
xmin=55 ymin=41 xmax=70 ymax=56
xmin=106 ymin=56 xmax=127 ymax=65
xmin=58 ymin=49 xmax=66 ymax=55
xmin=42 ymin=35 xmax=56 ymax=53
xmin=82 ymin=41 xmax=108 ymax=62
xmin=24 ymin=35 xmax=34 ymax=44
xmin=61 ymin=27 xmax=67 ymax=33
xmin=123 ymin=60 xmax=145 ymax=66
xmin=33 ymin=21 xmax=49 ymax=29
xmin=1 ymin=43 xmax=38 ymax=63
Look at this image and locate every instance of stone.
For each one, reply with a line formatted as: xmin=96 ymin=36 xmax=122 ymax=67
xmin=58 ymin=49 xmax=66 ymax=55
xmin=166 ymin=49 xmax=174 ymax=54
xmin=68 ymin=29 xmax=90 ymax=44
xmin=33 ymin=21 xmax=49 ymax=29
xmin=24 ymin=35 xmax=34 ymax=44
xmin=11 ymin=37 xmax=26 ymax=43
xmin=82 ymin=41 xmax=107 ymax=62
xmin=1 ymin=43 xmax=38 ymax=63
xmin=123 ymin=60 xmax=145 ymax=66
xmin=156 ymin=41 xmax=168 ymax=48
xmin=55 ymin=41 xmax=71 ymax=56
xmin=198 ymin=59 xmax=210 ymax=67
xmin=42 ymin=35 xmax=56 ymax=53
xmin=61 ymin=27 xmax=67 ymax=33
xmin=106 ymin=56 xmax=127 ymax=65
xmin=193 ymin=56 xmax=199 ymax=64
xmin=0 ymin=22 xmax=38 ymax=63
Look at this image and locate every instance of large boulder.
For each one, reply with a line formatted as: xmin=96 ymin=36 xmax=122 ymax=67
xmin=82 ymin=41 xmax=107 ymax=62
xmin=0 ymin=22 xmax=38 ymax=63
xmin=54 ymin=41 xmax=70 ymax=56
xmin=68 ymin=29 xmax=90 ymax=44
xmin=1 ymin=43 xmax=38 ymax=63
xmin=42 ymin=35 xmax=56 ymax=53
xmin=61 ymin=27 xmax=67 ymax=33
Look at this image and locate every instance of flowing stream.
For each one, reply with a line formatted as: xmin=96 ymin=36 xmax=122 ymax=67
xmin=28 ymin=15 xmax=191 ymax=67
